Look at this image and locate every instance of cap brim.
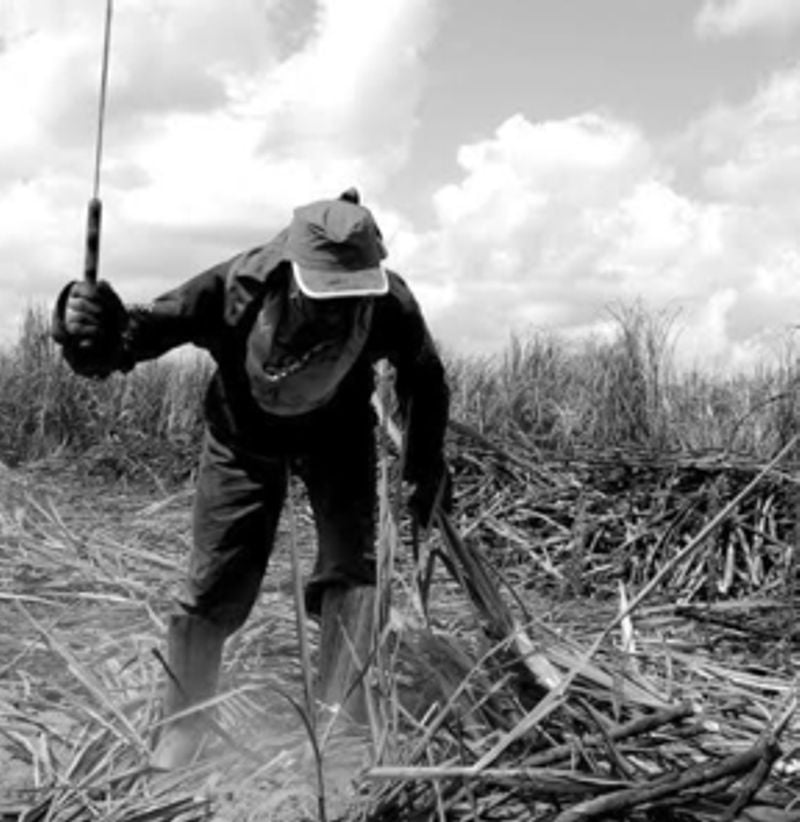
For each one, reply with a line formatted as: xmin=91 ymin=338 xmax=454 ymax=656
xmin=292 ymin=262 xmax=389 ymax=299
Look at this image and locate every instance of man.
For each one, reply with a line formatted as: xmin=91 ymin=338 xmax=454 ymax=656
xmin=51 ymin=189 xmax=450 ymax=769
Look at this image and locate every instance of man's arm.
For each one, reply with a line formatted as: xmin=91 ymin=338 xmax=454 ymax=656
xmin=52 ymin=260 xmax=233 ymax=377
xmin=122 ymin=261 xmax=232 ymax=362
xmin=382 ymin=272 xmax=450 ymax=491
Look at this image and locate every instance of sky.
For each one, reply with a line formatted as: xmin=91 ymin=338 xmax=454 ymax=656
xmin=2 ymin=0 xmax=800 ymax=370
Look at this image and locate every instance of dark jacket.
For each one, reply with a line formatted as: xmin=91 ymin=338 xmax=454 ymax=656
xmin=53 ymin=232 xmax=449 ymax=484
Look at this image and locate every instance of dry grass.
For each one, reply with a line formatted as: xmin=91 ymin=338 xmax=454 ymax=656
xmin=5 ymin=302 xmax=800 ymax=474
xmin=0 ymin=307 xmax=209 ymax=478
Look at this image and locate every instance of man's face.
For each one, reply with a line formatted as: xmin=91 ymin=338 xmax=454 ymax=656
xmin=288 ymin=284 xmax=360 ymax=337
xmin=290 ymin=273 xmax=355 ymax=312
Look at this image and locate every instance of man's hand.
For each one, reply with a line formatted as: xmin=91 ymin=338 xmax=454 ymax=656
xmin=408 ymin=460 xmax=453 ymax=531
xmin=64 ymin=280 xmax=123 ymax=341
xmin=52 ymin=279 xmax=127 ymax=378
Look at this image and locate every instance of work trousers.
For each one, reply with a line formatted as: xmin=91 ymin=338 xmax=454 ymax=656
xmin=178 ymin=427 xmax=377 ymax=634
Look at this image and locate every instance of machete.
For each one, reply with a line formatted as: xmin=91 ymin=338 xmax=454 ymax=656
xmin=84 ymin=0 xmax=113 ymax=286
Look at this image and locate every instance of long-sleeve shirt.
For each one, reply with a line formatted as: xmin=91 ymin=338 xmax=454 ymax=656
xmin=54 ymin=231 xmax=450 ymax=484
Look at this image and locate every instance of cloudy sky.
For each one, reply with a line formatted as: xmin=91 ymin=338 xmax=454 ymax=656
xmin=2 ymin=0 xmax=800 ymax=368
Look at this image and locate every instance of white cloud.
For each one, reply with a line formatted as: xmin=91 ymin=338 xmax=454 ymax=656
xmin=695 ymin=0 xmax=800 ymax=38
xmin=394 ymin=63 xmax=800 ymax=369
xmin=691 ymin=68 xmax=800 ymax=206
xmin=393 ymin=112 xmax=673 ymax=353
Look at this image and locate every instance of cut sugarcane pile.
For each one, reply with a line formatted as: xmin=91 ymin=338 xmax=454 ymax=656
xmin=450 ymin=425 xmax=799 ymax=603
xmin=347 ymin=425 xmax=800 ymax=821
xmin=353 ymin=593 xmax=799 ymax=821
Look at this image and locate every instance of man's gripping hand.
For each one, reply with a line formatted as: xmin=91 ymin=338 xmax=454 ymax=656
xmin=52 ymin=280 xmax=128 ymax=378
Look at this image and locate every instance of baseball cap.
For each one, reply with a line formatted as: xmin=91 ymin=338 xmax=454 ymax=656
xmin=284 ymin=197 xmax=389 ymax=299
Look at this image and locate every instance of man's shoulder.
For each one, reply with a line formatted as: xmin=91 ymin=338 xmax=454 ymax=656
xmin=382 ymin=269 xmax=420 ymax=314
xmin=366 ymin=269 xmax=429 ymax=356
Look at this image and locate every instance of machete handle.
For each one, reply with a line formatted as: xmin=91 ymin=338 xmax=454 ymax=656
xmin=83 ymin=196 xmax=102 ymax=285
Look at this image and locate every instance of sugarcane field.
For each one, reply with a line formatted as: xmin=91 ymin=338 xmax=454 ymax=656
xmin=1 ymin=306 xmax=799 ymax=822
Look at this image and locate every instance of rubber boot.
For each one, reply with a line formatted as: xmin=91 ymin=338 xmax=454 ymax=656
xmin=151 ymin=613 xmax=226 ymax=770
xmin=316 ymin=584 xmax=375 ymax=725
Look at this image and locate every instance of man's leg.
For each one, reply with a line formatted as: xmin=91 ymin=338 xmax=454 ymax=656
xmin=297 ymin=427 xmax=377 ymax=724
xmin=152 ymin=612 xmax=226 ymax=770
xmin=153 ymin=431 xmax=288 ymax=769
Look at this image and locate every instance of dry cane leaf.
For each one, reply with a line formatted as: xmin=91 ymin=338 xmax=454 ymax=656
xmin=617 ymin=579 xmax=637 ymax=664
